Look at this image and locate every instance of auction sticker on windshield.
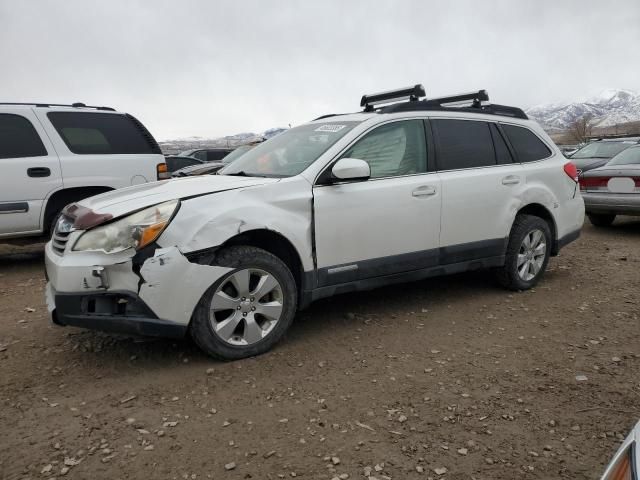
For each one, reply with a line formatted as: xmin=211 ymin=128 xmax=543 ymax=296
xmin=315 ymin=124 xmax=346 ymax=133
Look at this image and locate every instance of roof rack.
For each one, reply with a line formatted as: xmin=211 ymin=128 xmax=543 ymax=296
xmin=360 ymin=86 xmax=528 ymax=120
xmin=0 ymin=102 xmax=116 ymax=111
xmin=361 ymin=85 xmax=425 ymax=111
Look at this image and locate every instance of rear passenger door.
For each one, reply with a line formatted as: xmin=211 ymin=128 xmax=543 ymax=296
xmin=0 ymin=109 xmax=62 ymax=235
xmin=431 ymin=118 xmax=523 ymax=263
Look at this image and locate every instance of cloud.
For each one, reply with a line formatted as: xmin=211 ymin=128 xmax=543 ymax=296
xmin=1 ymin=0 xmax=639 ymax=139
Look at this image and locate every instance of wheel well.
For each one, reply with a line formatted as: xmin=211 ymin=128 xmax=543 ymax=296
xmin=515 ymin=203 xmax=559 ymax=254
xmin=222 ymin=229 xmax=305 ymax=296
xmin=44 ymin=187 xmax=113 ymax=234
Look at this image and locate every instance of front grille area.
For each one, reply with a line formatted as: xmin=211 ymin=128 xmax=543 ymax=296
xmin=51 ymin=216 xmax=74 ymax=255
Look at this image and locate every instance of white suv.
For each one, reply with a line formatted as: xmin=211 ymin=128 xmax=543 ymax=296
xmin=44 ymin=86 xmax=584 ymax=360
xmin=0 ymin=103 xmax=167 ymax=241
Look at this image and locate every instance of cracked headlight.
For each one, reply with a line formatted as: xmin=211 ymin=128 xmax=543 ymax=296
xmin=73 ymin=200 xmax=179 ymax=253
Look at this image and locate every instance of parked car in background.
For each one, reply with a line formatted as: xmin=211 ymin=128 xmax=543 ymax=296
xmin=165 ymin=155 xmax=205 ymax=173
xmin=580 ymin=144 xmax=640 ymax=226
xmin=569 ymin=137 xmax=640 ymax=173
xmin=171 ymin=144 xmax=255 ymax=178
xmin=44 ymin=86 xmax=584 ymax=360
xmin=0 ymin=102 xmax=166 ymax=241
xmin=179 ymin=148 xmax=233 ymax=162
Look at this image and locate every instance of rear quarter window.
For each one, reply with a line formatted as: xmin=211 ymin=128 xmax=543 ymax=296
xmin=47 ymin=112 xmax=161 ymax=155
xmin=0 ymin=114 xmax=48 ymax=159
xmin=502 ymin=124 xmax=551 ymax=162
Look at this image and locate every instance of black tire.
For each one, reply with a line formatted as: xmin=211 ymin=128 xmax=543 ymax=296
xmin=588 ymin=213 xmax=616 ymax=227
xmin=190 ymin=246 xmax=297 ymax=360
xmin=495 ymin=214 xmax=552 ymax=291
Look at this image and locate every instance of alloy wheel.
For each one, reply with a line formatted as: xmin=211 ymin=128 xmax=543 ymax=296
xmin=209 ymin=268 xmax=284 ymax=346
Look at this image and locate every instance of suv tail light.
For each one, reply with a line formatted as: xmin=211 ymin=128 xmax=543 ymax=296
xmin=157 ymin=163 xmax=169 ymax=180
xmin=563 ymin=162 xmax=578 ymax=182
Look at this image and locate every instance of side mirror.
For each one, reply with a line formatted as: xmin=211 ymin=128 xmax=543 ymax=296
xmin=331 ymin=158 xmax=370 ymax=181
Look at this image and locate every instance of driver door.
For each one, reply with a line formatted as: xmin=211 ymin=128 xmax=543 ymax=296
xmin=313 ymin=119 xmax=442 ymax=286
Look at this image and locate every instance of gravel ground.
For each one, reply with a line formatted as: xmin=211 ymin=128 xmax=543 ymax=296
xmin=1 ymin=219 xmax=639 ymax=480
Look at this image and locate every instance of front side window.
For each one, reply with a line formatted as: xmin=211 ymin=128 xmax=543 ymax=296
xmin=47 ymin=112 xmax=158 ymax=155
xmin=0 ymin=114 xmax=47 ymax=159
xmin=221 ymin=121 xmax=361 ymax=177
xmin=340 ymin=120 xmax=427 ymax=178
xmin=432 ymin=119 xmax=495 ymax=170
xmin=502 ymin=124 xmax=551 ymax=162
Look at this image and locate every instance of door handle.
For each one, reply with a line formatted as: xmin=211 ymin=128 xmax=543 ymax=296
xmin=501 ymin=175 xmax=520 ymax=185
xmin=412 ymin=185 xmax=437 ymax=197
xmin=27 ymin=167 xmax=51 ymax=178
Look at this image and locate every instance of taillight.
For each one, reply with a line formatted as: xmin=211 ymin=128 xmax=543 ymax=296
xmin=579 ymin=176 xmax=611 ymax=191
xmin=157 ymin=163 xmax=169 ymax=180
xmin=563 ymin=162 xmax=578 ymax=182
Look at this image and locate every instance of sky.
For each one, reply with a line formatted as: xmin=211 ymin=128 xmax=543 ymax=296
xmin=1 ymin=0 xmax=639 ymax=140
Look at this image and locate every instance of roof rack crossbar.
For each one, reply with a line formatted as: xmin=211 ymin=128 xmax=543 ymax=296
xmin=425 ymin=90 xmax=489 ymax=107
xmin=361 ymin=84 xmax=425 ymax=111
xmin=0 ymin=102 xmax=116 ymax=111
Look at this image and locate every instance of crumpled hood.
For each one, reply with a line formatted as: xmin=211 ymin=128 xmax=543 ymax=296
xmin=77 ymin=175 xmax=279 ymax=219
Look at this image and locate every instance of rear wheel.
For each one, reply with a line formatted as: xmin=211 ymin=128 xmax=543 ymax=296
xmin=495 ymin=215 xmax=552 ymax=291
xmin=588 ymin=213 xmax=616 ymax=227
xmin=190 ymin=246 xmax=297 ymax=360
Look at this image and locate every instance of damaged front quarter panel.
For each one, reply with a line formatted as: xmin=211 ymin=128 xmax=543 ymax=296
xmin=138 ymin=246 xmax=232 ymax=326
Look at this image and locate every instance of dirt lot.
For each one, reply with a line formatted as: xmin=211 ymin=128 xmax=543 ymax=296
xmin=1 ymin=220 xmax=639 ymax=480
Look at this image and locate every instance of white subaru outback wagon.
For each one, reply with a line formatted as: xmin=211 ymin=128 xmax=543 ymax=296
xmin=45 ymin=86 xmax=584 ymax=360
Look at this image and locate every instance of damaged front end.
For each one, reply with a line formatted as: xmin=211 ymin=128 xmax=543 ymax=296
xmin=46 ymin=243 xmax=232 ymax=338
xmin=46 ymin=201 xmax=234 ymax=338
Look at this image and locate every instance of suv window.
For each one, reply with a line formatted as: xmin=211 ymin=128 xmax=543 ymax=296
xmin=0 ymin=114 xmax=47 ymax=159
xmin=342 ymin=120 xmax=427 ymax=178
xmin=47 ymin=112 xmax=158 ymax=155
xmin=502 ymin=124 xmax=551 ymax=162
xmin=432 ymin=119 xmax=495 ymax=170
xmin=490 ymin=124 xmax=513 ymax=165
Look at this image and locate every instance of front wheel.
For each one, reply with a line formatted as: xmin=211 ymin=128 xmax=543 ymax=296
xmin=495 ymin=215 xmax=552 ymax=291
xmin=190 ymin=246 xmax=297 ymax=360
xmin=588 ymin=213 xmax=616 ymax=227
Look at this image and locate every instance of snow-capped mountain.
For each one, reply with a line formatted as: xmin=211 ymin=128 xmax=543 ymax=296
xmin=159 ymin=127 xmax=288 ymax=155
xmin=526 ymin=89 xmax=640 ymax=132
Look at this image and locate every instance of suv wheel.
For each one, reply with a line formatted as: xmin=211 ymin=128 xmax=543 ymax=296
xmin=495 ymin=215 xmax=552 ymax=291
xmin=588 ymin=213 xmax=615 ymax=227
xmin=191 ymin=246 xmax=297 ymax=360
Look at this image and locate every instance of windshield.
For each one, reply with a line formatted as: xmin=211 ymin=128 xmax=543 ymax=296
xmin=220 ymin=121 xmax=361 ymax=177
xmin=571 ymin=142 xmax=632 ymax=159
xmin=221 ymin=145 xmax=253 ymax=164
xmin=607 ymin=147 xmax=640 ymax=166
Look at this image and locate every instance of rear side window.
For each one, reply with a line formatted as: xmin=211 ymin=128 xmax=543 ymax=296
xmin=502 ymin=124 xmax=551 ymax=162
xmin=432 ymin=119 xmax=495 ymax=170
xmin=47 ymin=112 xmax=160 ymax=155
xmin=0 ymin=114 xmax=47 ymax=159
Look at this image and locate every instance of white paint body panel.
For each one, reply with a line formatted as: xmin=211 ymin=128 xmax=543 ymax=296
xmin=313 ymin=173 xmax=441 ymax=268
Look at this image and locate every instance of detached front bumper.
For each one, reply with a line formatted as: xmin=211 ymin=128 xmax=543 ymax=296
xmin=583 ymin=192 xmax=640 ymax=215
xmin=44 ymin=242 xmax=232 ymax=338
